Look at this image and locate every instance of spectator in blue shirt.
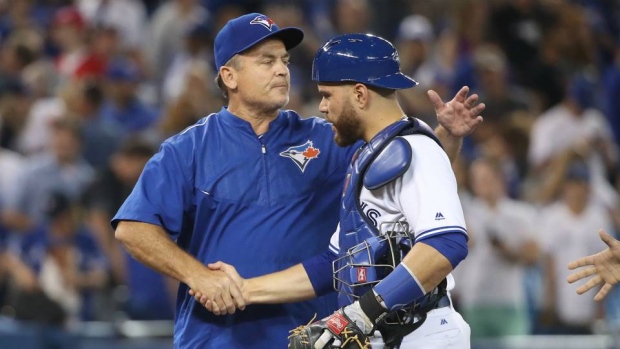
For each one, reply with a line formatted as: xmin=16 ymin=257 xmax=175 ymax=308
xmin=100 ymin=59 xmax=159 ymax=136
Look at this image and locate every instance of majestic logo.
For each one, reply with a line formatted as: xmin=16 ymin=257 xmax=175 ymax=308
xmin=435 ymin=212 xmax=445 ymax=220
xmin=250 ymin=15 xmax=275 ymax=31
xmin=440 ymin=318 xmax=448 ymax=325
xmin=357 ymin=267 xmax=367 ymax=283
xmin=280 ymin=141 xmax=320 ymax=173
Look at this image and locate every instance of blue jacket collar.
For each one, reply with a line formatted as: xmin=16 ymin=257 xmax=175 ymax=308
xmin=219 ymin=107 xmax=288 ymax=132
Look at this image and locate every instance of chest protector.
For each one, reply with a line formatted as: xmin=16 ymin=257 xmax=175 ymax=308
xmin=334 ymin=117 xmax=441 ymax=306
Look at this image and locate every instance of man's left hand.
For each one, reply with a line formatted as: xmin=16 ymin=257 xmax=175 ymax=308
xmin=429 ymin=86 xmax=484 ymax=137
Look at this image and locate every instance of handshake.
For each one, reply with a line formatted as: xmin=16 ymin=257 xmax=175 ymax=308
xmin=188 ymin=261 xmax=248 ymax=315
xmin=187 ymin=262 xmax=375 ymax=349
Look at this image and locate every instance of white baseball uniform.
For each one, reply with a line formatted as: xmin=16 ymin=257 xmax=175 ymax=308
xmin=329 ymin=134 xmax=470 ymax=348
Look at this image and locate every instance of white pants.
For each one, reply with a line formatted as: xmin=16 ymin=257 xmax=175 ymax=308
xmin=369 ymin=305 xmax=471 ymax=348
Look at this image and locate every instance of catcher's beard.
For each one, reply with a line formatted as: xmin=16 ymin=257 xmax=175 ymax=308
xmin=333 ymin=100 xmax=364 ymax=147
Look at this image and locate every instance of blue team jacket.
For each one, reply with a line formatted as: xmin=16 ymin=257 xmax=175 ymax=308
xmin=113 ymin=107 xmax=357 ymax=348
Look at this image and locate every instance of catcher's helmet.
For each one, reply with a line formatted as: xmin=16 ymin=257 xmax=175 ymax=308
xmin=312 ymin=33 xmax=418 ymax=90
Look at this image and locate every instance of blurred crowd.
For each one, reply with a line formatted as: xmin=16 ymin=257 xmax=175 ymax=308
xmin=0 ymin=0 xmax=618 ymax=343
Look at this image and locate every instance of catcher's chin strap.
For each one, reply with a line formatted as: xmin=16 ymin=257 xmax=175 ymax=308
xmin=375 ymin=278 xmax=448 ymax=349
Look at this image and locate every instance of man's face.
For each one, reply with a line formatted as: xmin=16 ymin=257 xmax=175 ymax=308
xmin=231 ymin=39 xmax=291 ymax=111
xmin=52 ymin=127 xmax=81 ymax=163
xmin=469 ymin=160 xmax=503 ymax=201
xmin=317 ymin=83 xmax=363 ymax=146
xmin=112 ymin=154 xmax=150 ymax=186
xmin=563 ymin=180 xmax=590 ymax=209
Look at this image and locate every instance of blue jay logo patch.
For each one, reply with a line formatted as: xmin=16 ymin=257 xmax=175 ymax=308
xmin=250 ymin=16 xmax=275 ymax=31
xmin=280 ymin=141 xmax=320 ymax=173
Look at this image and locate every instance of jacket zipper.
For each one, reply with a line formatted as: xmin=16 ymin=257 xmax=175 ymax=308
xmin=260 ymin=141 xmax=270 ymax=204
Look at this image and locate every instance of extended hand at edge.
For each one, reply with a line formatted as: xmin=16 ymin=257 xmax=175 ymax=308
xmin=568 ymin=229 xmax=620 ymax=301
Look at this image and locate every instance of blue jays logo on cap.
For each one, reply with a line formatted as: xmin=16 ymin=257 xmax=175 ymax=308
xmin=280 ymin=141 xmax=320 ymax=173
xmin=250 ymin=15 xmax=275 ymax=31
xmin=213 ymin=13 xmax=304 ymax=71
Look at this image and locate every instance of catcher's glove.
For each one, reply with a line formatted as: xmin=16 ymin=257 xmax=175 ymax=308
xmin=288 ymin=309 xmax=371 ymax=349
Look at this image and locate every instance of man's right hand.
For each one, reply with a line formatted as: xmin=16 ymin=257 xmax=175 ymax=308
xmin=187 ymin=266 xmax=247 ymax=315
xmin=188 ymin=261 xmax=248 ymax=315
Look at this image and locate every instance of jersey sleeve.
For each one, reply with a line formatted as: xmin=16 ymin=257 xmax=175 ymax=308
xmin=395 ymin=135 xmax=467 ymax=241
xmin=111 ymin=139 xmax=193 ymax=240
xmin=328 ymin=224 xmax=341 ymax=254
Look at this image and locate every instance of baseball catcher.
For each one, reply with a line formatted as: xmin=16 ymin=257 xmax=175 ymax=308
xmin=285 ymin=33 xmax=473 ymax=348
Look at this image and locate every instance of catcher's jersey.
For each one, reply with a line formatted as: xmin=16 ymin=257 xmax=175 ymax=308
xmin=329 ymin=133 xmax=467 ymax=292
xmin=113 ymin=107 xmax=358 ymax=349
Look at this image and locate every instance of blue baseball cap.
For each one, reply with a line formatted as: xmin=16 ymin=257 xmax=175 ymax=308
xmin=214 ymin=13 xmax=304 ymax=71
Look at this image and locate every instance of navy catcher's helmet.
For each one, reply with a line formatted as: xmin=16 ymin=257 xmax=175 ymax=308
xmin=312 ymin=33 xmax=418 ymax=90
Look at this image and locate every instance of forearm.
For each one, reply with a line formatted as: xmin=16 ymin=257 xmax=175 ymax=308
xmin=543 ymin=255 xmax=556 ymax=310
xmin=537 ymin=152 xmax=571 ymax=203
xmin=1 ymin=210 xmax=33 ymax=232
xmin=403 ymin=242 xmax=454 ymax=292
xmin=246 ymin=263 xmax=316 ymax=304
xmin=359 ymin=240 xmax=458 ymax=319
xmin=518 ymin=241 xmax=540 ymax=265
xmin=87 ymin=210 xmax=115 ymax=253
xmin=115 ymin=221 xmax=206 ymax=286
xmin=434 ymin=125 xmax=462 ymax=164
xmin=88 ymin=211 xmax=127 ymax=283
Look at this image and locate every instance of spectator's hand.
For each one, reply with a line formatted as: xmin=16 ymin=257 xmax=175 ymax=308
xmin=189 ymin=261 xmax=247 ymax=315
xmin=429 ymin=86 xmax=484 ymax=137
xmin=568 ymin=229 xmax=620 ymax=301
xmin=187 ymin=265 xmax=247 ymax=315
